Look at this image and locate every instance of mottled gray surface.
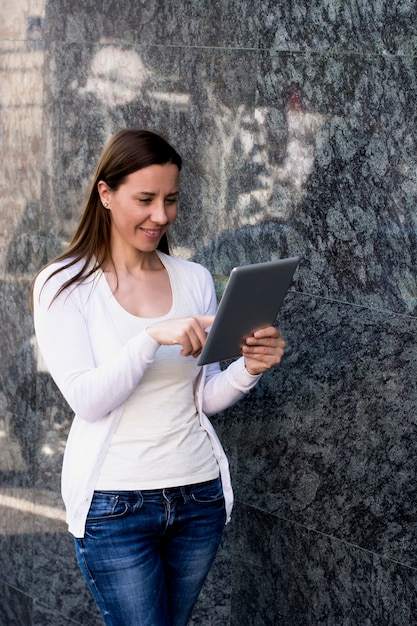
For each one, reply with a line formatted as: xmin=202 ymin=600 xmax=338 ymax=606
xmin=0 ymin=580 xmax=33 ymax=626
xmin=218 ymin=295 xmax=417 ymax=562
xmin=259 ymin=0 xmax=417 ymax=55
xmin=230 ymin=503 xmax=417 ymax=626
xmin=1 ymin=0 xmax=417 ymax=624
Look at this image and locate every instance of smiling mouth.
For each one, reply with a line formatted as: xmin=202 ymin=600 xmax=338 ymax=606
xmin=140 ymin=228 xmax=162 ymax=236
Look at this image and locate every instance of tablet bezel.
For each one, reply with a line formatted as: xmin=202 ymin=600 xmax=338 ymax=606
xmin=197 ymin=256 xmax=299 ymax=366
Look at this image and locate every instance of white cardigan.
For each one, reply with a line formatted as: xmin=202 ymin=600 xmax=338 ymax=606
xmin=33 ymin=252 xmax=261 ymax=537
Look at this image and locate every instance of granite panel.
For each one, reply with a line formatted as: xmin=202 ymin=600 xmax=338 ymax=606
xmin=4 ymin=202 xmax=62 ymax=278
xmin=0 ymin=277 xmax=73 ymax=492
xmin=194 ymin=50 xmax=417 ymax=315
xmin=45 ymin=0 xmax=258 ymax=48
xmin=0 ymin=498 xmax=34 ymax=591
xmin=219 ymin=293 xmax=417 ymax=569
xmin=0 ymin=0 xmax=46 ymax=276
xmin=33 ymin=601 xmax=95 ymax=626
xmin=0 ymin=32 xmax=45 ymax=272
xmin=259 ymin=0 xmax=417 ymax=55
xmin=0 ymin=580 xmax=33 ymax=626
xmin=230 ymin=503 xmax=417 ymax=625
xmin=0 ymin=281 xmax=34 ymax=457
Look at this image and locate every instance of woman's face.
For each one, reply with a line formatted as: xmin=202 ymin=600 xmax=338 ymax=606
xmin=98 ymin=163 xmax=179 ymax=255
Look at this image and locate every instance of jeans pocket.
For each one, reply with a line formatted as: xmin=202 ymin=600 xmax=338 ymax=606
xmin=190 ymin=478 xmax=224 ymax=504
xmin=86 ymin=491 xmax=130 ymax=524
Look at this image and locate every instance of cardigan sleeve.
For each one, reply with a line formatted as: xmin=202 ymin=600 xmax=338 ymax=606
xmin=33 ymin=268 xmax=160 ymax=423
xmin=201 ymin=358 xmax=261 ymax=416
xmin=194 ymin=263 xmax=262 ymax=415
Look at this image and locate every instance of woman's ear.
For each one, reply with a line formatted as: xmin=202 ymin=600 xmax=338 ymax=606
xmin=97 ymin=180 xmax=110 ymax=208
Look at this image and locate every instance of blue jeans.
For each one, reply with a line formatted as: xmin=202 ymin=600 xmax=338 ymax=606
xmin=73 ymin=477 xmax=225 ymax=626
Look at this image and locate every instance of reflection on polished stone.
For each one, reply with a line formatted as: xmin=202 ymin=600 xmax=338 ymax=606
xmin=193 ymin=48 xmax=417 ymax=315
xmin=46 ymin=40 xmax=258 ymax=246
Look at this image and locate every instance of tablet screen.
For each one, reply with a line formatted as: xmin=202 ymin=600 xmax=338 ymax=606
xmin=198 ymin=256 xmax=299 ymax=365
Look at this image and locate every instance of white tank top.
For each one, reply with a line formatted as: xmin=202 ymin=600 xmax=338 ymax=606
xmin=95 ymin=256 xmax=219 ymax=490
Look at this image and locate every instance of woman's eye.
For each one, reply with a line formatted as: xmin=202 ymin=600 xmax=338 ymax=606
xmin=136 ymin=196 xmax=177 ymax=205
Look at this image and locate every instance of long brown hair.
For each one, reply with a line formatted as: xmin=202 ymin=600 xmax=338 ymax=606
xmin=31 ymin=129 xmax=182 ymax=307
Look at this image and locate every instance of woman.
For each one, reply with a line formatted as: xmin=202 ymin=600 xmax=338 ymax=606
xmin=32 ymin=129 xmax=286 ymax=626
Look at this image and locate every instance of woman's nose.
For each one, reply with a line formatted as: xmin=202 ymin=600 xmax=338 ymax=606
xmin=150 ymin=200 xmax=169 ymax=224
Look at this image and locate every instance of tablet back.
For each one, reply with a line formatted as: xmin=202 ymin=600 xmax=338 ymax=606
xmin=198 ymin=256 xmax=299 ymax=365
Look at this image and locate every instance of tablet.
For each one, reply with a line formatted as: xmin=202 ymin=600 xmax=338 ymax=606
xmin=198 ymin=256 xmax=299 ymax=366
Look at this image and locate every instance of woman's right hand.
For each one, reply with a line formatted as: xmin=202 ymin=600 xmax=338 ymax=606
xmin=146 ymin=315 xmax=214 ymax=358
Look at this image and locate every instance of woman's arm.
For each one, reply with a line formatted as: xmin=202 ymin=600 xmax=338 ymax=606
xmin=201 ymin=357 xmax=262 ymax=416
xmin=33 ymin=271 xmax=160 ymax=422
xmin=198 ymin=272 xmax=286 ymax=415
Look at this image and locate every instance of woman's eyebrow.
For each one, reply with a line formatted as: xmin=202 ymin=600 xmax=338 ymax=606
xmin=134 ymin=190 xmax=179 ymax=196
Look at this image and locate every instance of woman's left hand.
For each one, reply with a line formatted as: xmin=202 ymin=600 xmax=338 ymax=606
xmin=241 ymin=326 xmax=286 ymax=375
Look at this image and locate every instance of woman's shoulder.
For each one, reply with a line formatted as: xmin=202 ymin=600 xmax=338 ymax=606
xmin=32 ymin=258 xmax=97 ymax=308
xmin=35 ymin=257 xmax=87 ymax=286
xmin=159 ymin=251 xmax=212 ymax=280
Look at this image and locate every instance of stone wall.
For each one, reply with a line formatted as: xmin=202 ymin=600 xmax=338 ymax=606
xmin=1 ymin=1 xmax=417 ymax=623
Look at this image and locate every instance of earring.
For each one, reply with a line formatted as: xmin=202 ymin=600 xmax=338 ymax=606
xmin=103 ymin=201 xmax=109 ymax=209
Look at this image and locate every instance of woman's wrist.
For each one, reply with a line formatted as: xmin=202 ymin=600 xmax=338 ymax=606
xmin=243 ymin=360 xmax=263 ymax=377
